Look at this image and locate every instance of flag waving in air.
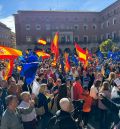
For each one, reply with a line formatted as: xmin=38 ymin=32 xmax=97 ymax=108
xmin=51 ymin=32 xmax=59 ymax=59
xmin=64 ymin=53 xmax=70 ymax=73
xmin=51 ymin=32 xmax=59 ymax=66
xmin=38 ymin=39 xmax=47 ymax=45
xmin=84 ymin=48 xmax=89 ymax=70
xmin=75 ymin=43 xmax=86 ymax=63
xmin=35 ymin=51 xmax=50 ymax=59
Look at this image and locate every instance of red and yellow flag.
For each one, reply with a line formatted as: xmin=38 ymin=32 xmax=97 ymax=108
xmin=3 ymin=60 xmax=14 ymax=80
xmin=51 ymin=32 xmax=59 ymax=66
xmin=64 ymin=53 xmax=70 ymax=73
xmin=84 ymin=48 xmax=89 ymax=70
xmin=51 ymin=32 xmax=59 ymax=59
xmin=38 ymin=39 xmax=47 ymax=45
xmin=75 ymin=43 xmax=86 ymax=63
xmin=35 ymin=51 xmax=50 ymax=59
xmin=51 ymin=57 xmax=57 ymax=67
xmin=3 ymin=62 xmax=10 ymax=80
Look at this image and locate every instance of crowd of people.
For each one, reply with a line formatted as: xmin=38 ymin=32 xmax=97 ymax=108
xmin=0 ymin=48 xmax=120 ymax=129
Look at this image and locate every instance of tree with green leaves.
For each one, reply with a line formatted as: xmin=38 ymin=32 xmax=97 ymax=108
xmin=99 ymin=39 xmax=116 ymax=52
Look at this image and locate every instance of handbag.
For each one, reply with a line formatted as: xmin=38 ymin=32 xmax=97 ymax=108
xmin=35 ymin=106 xmax=45 ymax=116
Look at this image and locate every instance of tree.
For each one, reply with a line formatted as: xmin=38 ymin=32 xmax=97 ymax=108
xmin=99 ymin=39 xmax=116 ymax=52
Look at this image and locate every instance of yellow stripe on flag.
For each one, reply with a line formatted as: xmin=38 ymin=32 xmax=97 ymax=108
xmin=38 ymin=39 xmax=47 ymax=45
xmin=76 ymin=49 xmax=86 ymax=60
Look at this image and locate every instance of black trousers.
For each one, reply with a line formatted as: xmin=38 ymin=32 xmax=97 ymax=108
xmin=99 ymin=109 xmax=108 ymax=129
xmin=23 ymin=119 xmax=36 ymax=129
xmin=82 ymin=112 xmax=90 ymax=126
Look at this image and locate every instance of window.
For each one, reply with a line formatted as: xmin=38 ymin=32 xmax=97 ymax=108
xmin=67 ymin=35 xmax=70 ymax=42
xmin=74 ymin=25 xmax=79 ymax=30
xmin=46 ymin=24 xmax=50 ymax=30
xmin=114 ymin=9 xmax=117 ymax=14
xmin=61 ymin=35 xmax=66 ymax=43
xmin=83 ymin=24 xmax=88 ymax=30
xmin=36 ymin=24 xmax=41 ymax=30
xmin=101 ymin=35 xmax=104 ymax=41
xmin=113 ymin=18 xmax=117 ymax=25
xmin=26 ymin=36 xmax=32 ymax=42
xmin=93 ymin=24 xmax=97 ymax=30
xmin=26 ymin=24 xmax=30 ymax=30
xmin=112 ymin=32 xmax=116 ymax=39
xmin=106 ymin=33 xmax=111 ymax=39
xmin=83 ymin=36 xmax=88 ymax=43
xmin=101 ymin=23 xmax=104 ymax=29
xmin=107 ymin=21 xmax=110 ymax=27
xmin=93 ymin=35 xmax=97 ymax=42
xmin=74 ymin=36 xmax=79 ymax=42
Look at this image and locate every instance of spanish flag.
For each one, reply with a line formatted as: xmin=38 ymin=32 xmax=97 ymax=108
xmin=4 ymin=60 xmax=14 ymax=80
xmin=38 ymin=39 xmax=47 ymax=45
xmin=64 ymin=53 xmax=70 ymax=73
xmin=84 ymin=48 xmax=89 ymax=70
xmin=75 ymin=43 xmax=86 ymax=63
xmin=51 ymin=57 xmax=57 ymax=67
xmin=35 ymin=51 xmax=50 ymax=59
xmin=51 ymin=32 xmax=59 ymax=59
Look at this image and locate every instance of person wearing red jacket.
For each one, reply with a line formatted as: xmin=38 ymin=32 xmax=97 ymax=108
xmin=72 ymin=77 xmax=83 ymax=100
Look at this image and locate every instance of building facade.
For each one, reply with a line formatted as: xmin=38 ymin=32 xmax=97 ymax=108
xmin=0 ymin=22 xmax=14 ymax=47
xmin=14 ymin=0 xmax=120 ymax=49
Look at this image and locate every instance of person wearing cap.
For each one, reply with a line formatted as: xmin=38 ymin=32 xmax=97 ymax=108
xmin=47 ymin=98 xmax=80 ymax=129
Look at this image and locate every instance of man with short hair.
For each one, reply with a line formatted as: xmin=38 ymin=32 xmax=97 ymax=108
xmin=47 ymin=98 xmax=80 ymax=129
xmin=1 ymin=95 xmax=34 ymax=129
xmin=72 ymin=77 xmax=83 ymax=100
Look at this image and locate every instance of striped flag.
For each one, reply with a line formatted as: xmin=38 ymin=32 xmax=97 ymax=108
xmin=51 ymin=32 xmax=59 ymax=66
xmin=75 ymin=43 xmax=86 ymax=63
xmin=38 ymin=39 xmax=47 ymax=45
xmin=84 ymin=48 xmax=89 ymax=70
xmin=64 ymin=53 xmax=70 ymax=73
xmin=35 ymin=51 xmax=50 ymax=59
xmin=51 ymin=32 xmax=59 ymax=59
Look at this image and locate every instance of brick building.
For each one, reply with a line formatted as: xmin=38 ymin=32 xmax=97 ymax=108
xmin=14 ymin=0 xmax=120 ymax=49
xmin=0 ymin=22 xmax=14 ymax=47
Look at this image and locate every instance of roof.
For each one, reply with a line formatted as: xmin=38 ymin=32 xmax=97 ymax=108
xmin=0 ymin=22 xmax=11 ymax=30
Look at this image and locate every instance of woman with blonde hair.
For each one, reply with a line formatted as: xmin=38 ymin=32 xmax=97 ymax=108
xmin=106 ymin=72 xmax=116 ymax=90
xmin=98 ymin=81 xmax=111 ymax=129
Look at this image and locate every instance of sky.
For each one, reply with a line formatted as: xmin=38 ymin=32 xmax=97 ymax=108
xmin=0 ymin=0 xmax=117 ymax=32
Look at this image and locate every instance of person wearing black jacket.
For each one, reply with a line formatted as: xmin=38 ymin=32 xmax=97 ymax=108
xmin=47 ymin=98 xmax=80 ymax=129
xmin=101 ymin=94 xmax=120 ymax=129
